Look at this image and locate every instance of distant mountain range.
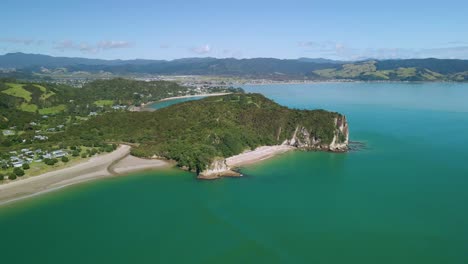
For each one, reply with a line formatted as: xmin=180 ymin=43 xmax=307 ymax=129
xmin=1 ymin=52 xmax=468 ymax=81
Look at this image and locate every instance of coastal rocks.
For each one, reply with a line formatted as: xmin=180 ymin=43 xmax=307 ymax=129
xmin=282 ymin=114 xmax=349 ymax=152
xmin=198 ymin=114 xmax=349 ymax=179
xmin=197 ymin=158 xmax=241 ymax=180
xmin=329 ymin=115 xmax=349 ymax=152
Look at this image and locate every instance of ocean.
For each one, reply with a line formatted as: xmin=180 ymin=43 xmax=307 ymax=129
xmin=1 ymin=82 xmax=468 ymax=263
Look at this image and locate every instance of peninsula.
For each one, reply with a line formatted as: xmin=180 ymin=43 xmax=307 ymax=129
xmin=0 ymin=78 xmax=348 ymax=203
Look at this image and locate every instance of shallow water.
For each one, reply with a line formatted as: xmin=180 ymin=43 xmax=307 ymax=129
xmin=147 ymin=96 xmax=206 ymax=110
xmin=1 ymin=82 xmax=468 ymax=263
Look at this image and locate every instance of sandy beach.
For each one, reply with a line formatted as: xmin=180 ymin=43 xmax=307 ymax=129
xmin=0 ymin=145 xmax=170 ymax=206
xmin=0 ymin=144 xmax=294 ymax=204
xmin=226 ymin=145 xmax=295 ymax=167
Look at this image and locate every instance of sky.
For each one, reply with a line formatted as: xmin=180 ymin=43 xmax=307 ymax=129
xmin=1 ymin=0 xmax=468 ymax=60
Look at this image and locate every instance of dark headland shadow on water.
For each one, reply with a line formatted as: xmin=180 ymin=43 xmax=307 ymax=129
xmin=348 ymin=141 xmax=368 ymax=152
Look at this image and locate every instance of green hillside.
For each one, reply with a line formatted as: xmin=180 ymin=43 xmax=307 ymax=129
xmin=313 ymin=61 xmax=448 ymax=81
xmin=61 ymin=93 xmax=344 ymax=172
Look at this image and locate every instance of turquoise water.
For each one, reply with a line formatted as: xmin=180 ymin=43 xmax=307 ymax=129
xmin=148 ymin=96 xmax=206 ymax=109
xmin=1 ymin=82 xmax=468 ymax=263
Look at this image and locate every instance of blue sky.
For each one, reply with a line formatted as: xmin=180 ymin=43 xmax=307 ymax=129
xmin=1 ymin=0 xmax=468 ymax=60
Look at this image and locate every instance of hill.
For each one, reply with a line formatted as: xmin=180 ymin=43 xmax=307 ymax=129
xmin=0 ymin=78 xmax=242 ymax=129
xmin=62 ymin=93 xmax=348 ymax=175
xmin=2 ymin=53 xmax=468 ymax=81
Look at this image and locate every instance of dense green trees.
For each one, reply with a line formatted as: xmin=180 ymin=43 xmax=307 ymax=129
xmin=44 ymin=158 xmax=58 ymax=166
xmin=62 ymin=93 xmax=340 ymax=172
xmin=13 ymin=167 xmax=25 ymax=177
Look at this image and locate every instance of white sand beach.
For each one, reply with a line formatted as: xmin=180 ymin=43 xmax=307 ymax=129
xmin=0 ymin=145 xmax=170 ymax=206
xmin=226 ymin=145 xmax=295 ymax=167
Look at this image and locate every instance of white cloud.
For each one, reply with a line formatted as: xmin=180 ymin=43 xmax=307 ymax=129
xmin=190 ymin=44 xmax=211 ymax=54
xmin=299 ymin=40 xmax=468 ymax=60
xmin=54 ymin=40 xmax=133 ymax=54
xmin=97 ymin=41 xmax=132 ymax=50
xmin=0 ymin=38 xmax=43 ymax=46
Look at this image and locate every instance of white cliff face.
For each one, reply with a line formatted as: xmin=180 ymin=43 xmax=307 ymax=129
xmin=282 ymin=115 xmax=349 ymax=152
xmin=199 ymin=115 xmax=349 ymax=179
xmin=329 ymin=115 xmax=349 ymax=152
xmin=198 ymin=158 xmax=240 ymax=179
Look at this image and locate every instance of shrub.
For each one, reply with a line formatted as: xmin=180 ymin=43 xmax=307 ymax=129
xmin=81 ymin=153 xmax=87 ymax=158
xmin=61 ymin=156 xmax=69 ymax=163
xmin=72 ymin=150 xmax=80 ymax=157
xmin=44 ymin=158 xmax=58 ymax=166
xmin=22 ymin=163 xmax=30 ymax=170
xmin=0 ymin=173 xmax=4 ymax=181
xmin=13 ymin=167 xmax=25 ymax=177
xmin=8 ymin=173 xmax=17 ymax=180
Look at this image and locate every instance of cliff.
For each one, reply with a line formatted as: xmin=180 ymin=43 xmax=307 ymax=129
xmin=282 ymin=115 xmax=349 ymax=152
xmin=197 ymin=158 xmax=241 ymax=179
xmin=199 ymin=114 xmax=349 ymax=179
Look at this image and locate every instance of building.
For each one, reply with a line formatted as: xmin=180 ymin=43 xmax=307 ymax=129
xmin=52 ymin=150 xmax=68 ymax=158
xmin=2 ymin=130 xmax=15 ymax=136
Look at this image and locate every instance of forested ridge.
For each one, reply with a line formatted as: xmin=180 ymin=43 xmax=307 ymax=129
xmin=62 ymin=93 xmax=341 ymax=172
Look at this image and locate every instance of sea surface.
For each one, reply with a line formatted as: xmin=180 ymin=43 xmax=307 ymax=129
xmin=148 ymin=96 xmax=206 ymax=109
xmin=1 ymin=82 xmax=468 ymax=263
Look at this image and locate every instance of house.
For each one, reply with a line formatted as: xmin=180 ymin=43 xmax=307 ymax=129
xmin=2 ymin=130 xmax=15 ymax=136
xmin=89 ymin=112 xmax=98 ymax=116
xmin=52 ymin=150 xmax=67 ymax=158
xmin=12 ymin=161 xmax=24 ymax=168
xmin=34 ymin=135 xmax=48 ymax=141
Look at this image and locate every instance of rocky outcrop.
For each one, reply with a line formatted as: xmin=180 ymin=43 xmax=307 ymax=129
xmin=199 ymin=114 xmax=349 ymax=179
xmin=197 ymin=158 xmax=241 ymax=179
xmin=282 ymin=114 xmax=349 ymax=152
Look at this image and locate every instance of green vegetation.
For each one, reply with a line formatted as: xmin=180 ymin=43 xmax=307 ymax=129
xmin=63 ymin=93 xmax=342 ymax=173
xmin=94 ymin=100 xmax=114 ymax=107
xmin=34 ymin=84 xmax=56 ymax=100
xmin=38 ymin=104 xmax=67 ymax=114
xmin=313 ymin=61 xmax=450 ymax=81
xmin=2 ymin=83 xmax=32 ymax=101
xmin=13 ymin=167 xmax=25 ymax=177
xmin=19 ymin=102 xmax=38 ymax=112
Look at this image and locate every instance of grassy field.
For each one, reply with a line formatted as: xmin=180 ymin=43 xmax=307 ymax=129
xmin=34 ymin=84 xmax=56 ymax=100
xmin=19 ymin=103 xmax=38 ymax=112
xmin=39 ymin=104 xmax=67 ymax=115
xmin=94 ymin=100 xmax=114 ymax=106
xmin=2 ymin=83 xmax=32 ymax=101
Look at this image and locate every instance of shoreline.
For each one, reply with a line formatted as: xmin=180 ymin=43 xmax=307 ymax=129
xmin=1 ymin=144 xmax=297 ymax=204
xmin=198 ymin=145 xmax=295 ymax=179
xmin=0 ymin=145 xmax=171 ymax=206
xmin=226 ymin=145 xmax=295 ymax=167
